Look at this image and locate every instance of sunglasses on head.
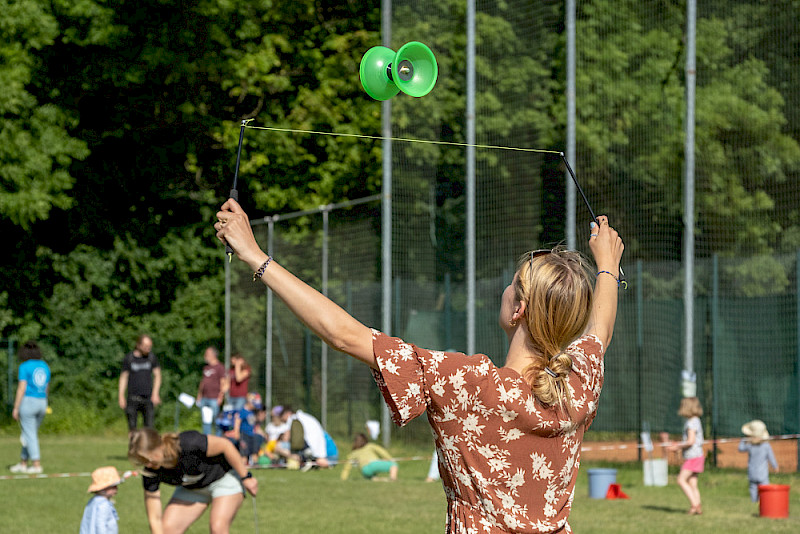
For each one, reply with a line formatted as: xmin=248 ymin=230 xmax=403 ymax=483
xmin=529 ymin=249 xmax=552 ymax=274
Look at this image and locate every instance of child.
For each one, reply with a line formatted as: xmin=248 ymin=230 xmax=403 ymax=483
xmin=80 ymin=466 xmax=121 ymax=534
xmin=232 ymin=393 xmax=265 ymax=465
xmin=738 ymin=419 xmax=779 ymax=502
xmin=668 ymin=397 xmax=705 ymax=515
xmin=261 ymin=405 xmax=291 ymax=465
xmin=340 ymin=433 xmax=398 ymax=481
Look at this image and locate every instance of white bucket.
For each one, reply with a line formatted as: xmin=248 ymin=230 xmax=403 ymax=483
xmin=201 ymin=406 xmax=214 ymax=424
xmin=643 ymin=458 xmax=668 ymax=486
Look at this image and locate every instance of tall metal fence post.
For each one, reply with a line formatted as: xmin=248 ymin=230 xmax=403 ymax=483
xmin=682 ymin=0 xmax=697 ymax=389
xmin=394 ymin=278 xmax=401 ymax=337
xmin=345 ymin=280 xmax=354 ymax=437
xmin=711 ymin=254 xmax=719 ymax=467
xmin=321 ymin=207 xmax=329 ymax=428
xmin=796 ymin=250 xmax=800 ymax=471
xmin=265 ymin=218 xmax=274 ymax=411
xmin=380 ymin=0 xmax=393 ymax=449
xmin=444 ymin=273 xmax=452 ymax=350
xmin=224 ymin=255 xmax=231 ymax=388
xmin=636 ymin=260 xmax=643 ymax=462
xmin=6 ymin=339 xmax=14 ymax=410
xmin=304 ymin=329 xmax=312 ymax=410
xmin=565 ymin=0 xmax=576 ymax=249
xmin=466 ymin=0 xmax=476 ymax=356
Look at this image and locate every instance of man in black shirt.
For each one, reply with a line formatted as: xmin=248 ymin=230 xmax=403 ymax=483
xmin=119 ymin=334 xmax=162 ymax=431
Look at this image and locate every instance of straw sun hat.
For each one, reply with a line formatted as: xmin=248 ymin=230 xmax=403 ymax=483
xmin=87 ymin=466 xmax=122 ymax=493
xmin=741 ymin=420 xmax=770 ymax=442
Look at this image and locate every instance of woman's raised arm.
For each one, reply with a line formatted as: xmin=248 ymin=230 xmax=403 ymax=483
xmin=215 ymin=199 xmax=376 ymax=368
xmin=587 ymin=216 xmax=624 ymax=348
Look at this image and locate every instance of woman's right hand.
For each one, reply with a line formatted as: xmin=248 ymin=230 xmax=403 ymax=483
xmin=215 ymin=199 xmax=270 ymax=270
xmin=588 ymin=215 xmax=624 ymax=274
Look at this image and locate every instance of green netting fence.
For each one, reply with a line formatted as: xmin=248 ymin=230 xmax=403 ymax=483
xmin=229 ymin=0 xmax=800 ymax=455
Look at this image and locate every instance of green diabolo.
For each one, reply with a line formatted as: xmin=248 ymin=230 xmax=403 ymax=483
xmin=359 ymin=42 xmax=438 ymax=101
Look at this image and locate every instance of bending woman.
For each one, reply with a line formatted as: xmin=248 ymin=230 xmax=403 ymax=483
xmin=216 ymin=199 xmax=623 ymax=533
xmin=128 ymin=428 xmax=258 ymax=534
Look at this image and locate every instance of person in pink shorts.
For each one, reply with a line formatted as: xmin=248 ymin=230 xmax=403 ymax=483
xmin=669 ymin=396 xmax=705 ymax=515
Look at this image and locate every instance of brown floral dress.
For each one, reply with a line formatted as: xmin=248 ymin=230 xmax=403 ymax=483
xmin=371 ymin=331 xmax=605 ymax=533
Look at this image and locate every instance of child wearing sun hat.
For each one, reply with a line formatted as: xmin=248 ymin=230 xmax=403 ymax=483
xmin=80 ymin=466 xmax=122 ymax=534
xmin=738 ymin=420 xmax=779 ymax=502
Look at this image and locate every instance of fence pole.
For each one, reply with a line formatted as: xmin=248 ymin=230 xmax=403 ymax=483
xmin=321 ymin=208 xmax=329 ymax=428
xmin=224 ymin=257 xmax=231 ymax=389
xmin=265 ymin=219 xmax=274 ymax=411
xmin=796 ymin=250 xmax=800 ymax=471
xmin=304 ymin=329 xmax=312 ymax=410
xmin=380 ymin=0 xmax=393 ymax=449
xmin=6 ymin=339 xmax=13 ymax=410
xmin=682 ymin=0 xmax=697 ymax=382
xmin=565 ymin=0 xmax=576 ymax=249
xmin=444 ymin=273 xmax=452 ymax=350
xmin=711 ymin=254 xmax=719 ymax=467
xmin=636 ymin=260 xmax=643 ymax=462
xmin=466 ymin=0 xmax=476 ymax=355
xmin=346 ymin=280 xmax=354 ymax=437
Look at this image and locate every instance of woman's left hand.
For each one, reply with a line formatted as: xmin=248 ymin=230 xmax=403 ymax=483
xmin=12 ymin=407 xmax=19 ymax=421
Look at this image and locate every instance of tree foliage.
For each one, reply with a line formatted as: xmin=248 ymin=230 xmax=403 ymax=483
xmin=1 ymin=0 xmax=799 ymax=429
xmin=0 ymin=0 xmax=89 ymax=228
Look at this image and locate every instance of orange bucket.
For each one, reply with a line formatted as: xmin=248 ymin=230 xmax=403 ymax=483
xmin=758 ymin=484 xmax=790 ymax=518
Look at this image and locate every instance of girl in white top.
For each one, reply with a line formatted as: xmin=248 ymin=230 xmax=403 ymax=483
xmin=669 ymin=396 xmax=705 ymax=515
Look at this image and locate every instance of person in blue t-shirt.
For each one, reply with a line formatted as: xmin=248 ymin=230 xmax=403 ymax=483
xmin=232 ymin=393 xmax=265 ymax=465
xmin=10 ymin=340 xmax=51 ymax=474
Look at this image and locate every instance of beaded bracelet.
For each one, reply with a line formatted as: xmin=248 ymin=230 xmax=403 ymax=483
xmin=253 ymin=257 xmax=273 ymax=282
xmin=596 ymin=270 xmax=620 ymax=287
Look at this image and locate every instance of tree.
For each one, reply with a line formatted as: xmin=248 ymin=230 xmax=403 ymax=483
xmin=569 ymin=0 xmax=800 ymax=268
xmin=0 ymin=0 xmax=89 ymax=228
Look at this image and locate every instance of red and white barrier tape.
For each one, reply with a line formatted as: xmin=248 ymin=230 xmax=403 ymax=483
xmin=4 ymin=434 xmax=800 ymax=480
xmin=581 ymin=433 xmax=800 ymax=453
xmin=0 ymin=469 xmax=138 ymax=482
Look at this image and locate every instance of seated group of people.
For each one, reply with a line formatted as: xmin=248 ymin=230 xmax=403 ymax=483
xmin=214 ymin=395 xmax=399 ymax=482
xmin=215 ymin=396 xmax=337 ymax=470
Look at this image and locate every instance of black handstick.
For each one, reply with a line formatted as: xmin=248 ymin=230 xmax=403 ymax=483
xmin=225 ymin=188 xmax=238 ymax=261
xmin=226 ymin=119 xmax=251 ymax=261
xmin=561 ymin=153 xmax=627 ymax=289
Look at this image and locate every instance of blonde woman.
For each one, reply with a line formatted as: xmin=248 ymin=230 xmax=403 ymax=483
xmin=669 ymin=397 xmax=705 ymax=515
xmin=216 ymin=199 xmax=623 ymax=533
xmin=128 ymin=428 xmax=257 ymax=534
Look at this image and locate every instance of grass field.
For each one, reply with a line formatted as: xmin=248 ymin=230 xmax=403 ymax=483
xmin=2 ymin=436 xmax=800 ymax=533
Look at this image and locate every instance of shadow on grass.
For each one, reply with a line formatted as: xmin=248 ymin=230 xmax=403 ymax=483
xmin=640 ymin=504 xmax=690 ymax=514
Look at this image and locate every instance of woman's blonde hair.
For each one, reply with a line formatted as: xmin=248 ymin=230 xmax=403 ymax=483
xmin=678 ymin=397 xmax=703 ymax=418
xmin=128 ymin=428 xmax=181 ymax=469
xmin=515 ymin=247 xmax=593 ymax=418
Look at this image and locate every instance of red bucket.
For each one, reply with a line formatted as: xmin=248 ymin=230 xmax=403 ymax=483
xmin=758 ymin=484 xmax=790 ymax=518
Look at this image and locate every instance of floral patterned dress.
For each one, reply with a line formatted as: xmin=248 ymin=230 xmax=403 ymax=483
xmin=371 ymin=331 xmax=605 ymax=533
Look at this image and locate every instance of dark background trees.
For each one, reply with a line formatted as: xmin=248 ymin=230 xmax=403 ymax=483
xmin=2 ymin=0 xmax=799 ymax=431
